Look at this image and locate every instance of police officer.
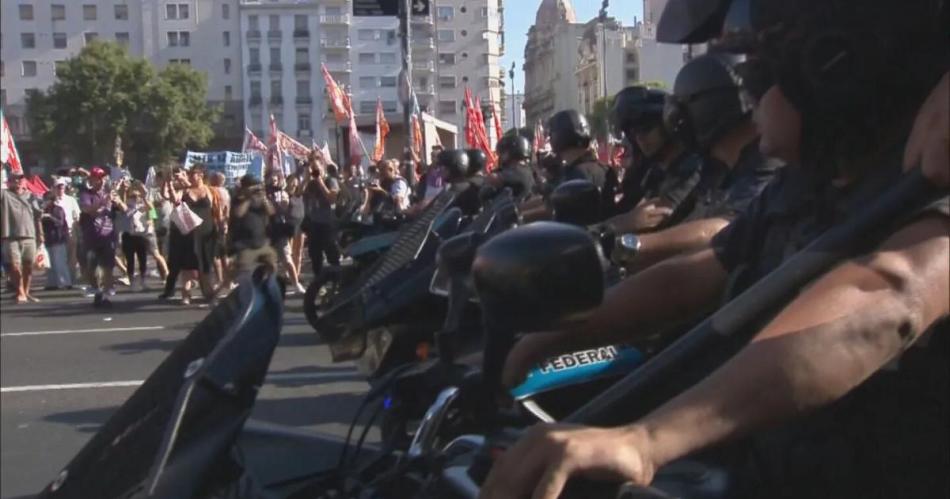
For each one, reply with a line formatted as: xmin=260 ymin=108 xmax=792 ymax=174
xmin=610 ymin=86 xmax=669 ymax=211
xmin=548 ymin=110 xmax=619 ymax=216
xmin=480 ymin=0 xmax=948 ymax=497
xmin=439 ymin=149 xmax=481 ymax=217
xmin=486 ymin=134 xmax=537 ymax=202
xmin=610 ymin=53 xmax=784 ymax=273
xmin=605 ymin=87 xmax=704 ymax=233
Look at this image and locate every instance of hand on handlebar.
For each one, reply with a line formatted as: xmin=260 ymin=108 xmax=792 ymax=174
xmin=479 ymin=424 xmax=656 ymax=499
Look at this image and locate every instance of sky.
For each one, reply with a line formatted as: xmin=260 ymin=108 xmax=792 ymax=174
xmin=501 ymin=0 xmax=645 ymax=95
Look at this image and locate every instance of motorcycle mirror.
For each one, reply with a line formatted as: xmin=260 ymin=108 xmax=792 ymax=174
xmin=657 ymin=0 xmax=731 ymax=44
xmin=551 ymin=179 xmax=602 ymax=227
xmin=472 ymin=222 xmax=605 ymax=333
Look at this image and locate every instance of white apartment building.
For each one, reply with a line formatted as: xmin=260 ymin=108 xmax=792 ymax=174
xmin=502 ymin=92 xmax=525 ymax=130
xmin=0 ymin=0 xmax=245 ymax=150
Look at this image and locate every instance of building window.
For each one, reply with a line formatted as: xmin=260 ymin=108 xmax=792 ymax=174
xmin=294 ymin=15 xmax=307 ymax=30
xmin=225 ymin=85 xmax=233 ymax=101
xmin=379 ymin=76 xmax=397 ymax=88
xmin=84 ymin=32 xmax=99 ymax=45
xmin=481 ymin=7 xmax=490 ymax=17
xmin=19 ymin=4 xmax=34 ymax=20
xmin=250 ymin=81 xmax=262 ymax=98
xmin=224 ymin=58 xmax=232 ymax=74
xmin=625 ymin=68 xmax=639 ymax=81
xmin=270 ymin=80 xmax=282 ymax=98
xmin=436 ymin=6 xmax=454 ymax=20
xmin=626 ymin=53 xmax=637 ymax=63
xmin=52 ymin=4 xmax=66 ymax=20
xmin=222 ymin=3 xmax=230 ymax=19
xmin=297 ymin=80 xmax=311 ymax=98
xmin=325 ymin=52 xmax=344 ymax=63
xmin=439 ymin=76 xmax=456 ymax=89
xmin=248 ymin=15 xmax=259 ymax=29
xmin=358 ymin=53 xmax=375 ymax=64
xmin=167 ymin=31 xmax=190 ymax=47
xmin=22 ymin=61 xmax=38 ymax=77
xmin=223 ymin=31 xmax=231 ymax=46
xmin=379 ymin=53 xmax=396 ymax=65
xmin=295 ymin=47 xmax=308 ymax=63
xmin=83 ymin=4 xmax=97 ymax=20
xmin=115 ymin=4 xmax=129 ymax=20
xmin=116 ymin=32 xmax=130 ymax=46
xmin=53 ymin=33 xmax=68 ymax=49
xmin=298 ymin=113 xmax=311 ymax=132
xmin=437 ymin=30 xmax=455 ymax=42
xmin=166 ymin=3 xmax=189 ymax=20
xmin=269 ymin=47 xmax=281 ymax=64
xmin=382 ymin=100 xmax=397 ymax=112
xmin=169 ymin=59 xmax=191 ymax=65
xmin=249 ymin=48 xmax=260 ymax=64
xmin=438 ymin=100 xmax=457 ymax=115
xmin=269 ymin=15 xmax=279 ymax=30
xmin=21 ymin=33 xmax=36 ymax=49
xmin=359 ymin=101 xmax=375 ymax=114
xmin=357 ymin=29 xmax=376 ymax=41
xmin=438 ymin=53 xmax=456 ymax=66
xmin=359 ymin=77 xmax=376 ymax=89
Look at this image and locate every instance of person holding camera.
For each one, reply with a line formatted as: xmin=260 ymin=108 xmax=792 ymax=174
xmin=221 ymin=175 xmax=277 ymax=289
xmin=302 ymin=152 xmax=341 ymax=278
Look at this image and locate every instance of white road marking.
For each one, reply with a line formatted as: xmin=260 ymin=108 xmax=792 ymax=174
xmin=0 ymin=371 xmax=359 ymax=393
xmin=0 ymin=326 xmax=166 ymax=338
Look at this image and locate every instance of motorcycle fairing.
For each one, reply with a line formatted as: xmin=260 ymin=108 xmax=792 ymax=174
xmin=509 ymin=345 xmax=644 ymax=400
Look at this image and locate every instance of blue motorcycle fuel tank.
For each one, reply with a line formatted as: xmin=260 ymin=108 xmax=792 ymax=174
xmin=510 ymin=345 xmax=644 ymax=400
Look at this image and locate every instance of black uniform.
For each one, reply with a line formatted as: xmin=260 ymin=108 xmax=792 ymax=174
xmin=712 ymin=161 xmax=950 ymax=499
xmin=562 ymin=151 xmax=619 ymax=217
xmin=681 ymin=141 xmax=782 ymax=223
xmin=642 ymin=151 xmax=704 ymax=230
xmin=496 ymin=163 xmax=536 ymax=201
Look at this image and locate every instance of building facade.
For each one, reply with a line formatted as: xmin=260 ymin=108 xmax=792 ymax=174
xmin=0 ymin=0 xmax=245 ymax=150
xmin=502 ymin=92 xmax=525 ymax=130
xmin=522 ymin=0 xmax=585 ymax=128
xmin=574 ymin=18 xmax=643 ymax=116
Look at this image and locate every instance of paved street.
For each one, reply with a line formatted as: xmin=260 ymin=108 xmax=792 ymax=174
xmin=0 ymin=276 xmax=370 ymax=499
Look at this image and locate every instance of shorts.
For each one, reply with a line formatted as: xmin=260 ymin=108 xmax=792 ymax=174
xmin=276 ymin=240 xmax=293 ymax=265
xmin=145 ymin=232 xmax=159 ymax=253
xmin=234 ymin=245 xmax=277 ymax=274
xmin=82 ymin=238 xmax=117 ymax=270
xmin=2 ymin=238 xmax=37 ymax=267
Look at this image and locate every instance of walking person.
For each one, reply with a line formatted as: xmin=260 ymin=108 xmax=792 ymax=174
xmin=287 ymin=175 xmax=307 ymax=276
xmin=1 ymin=174 xmax=44 ymax=304
xmin=303 ymin=152 xmax=341 ymax=278
xmin=266 ymin=173 xmax=306 ymax=294
xmin=208 ymin=171 xmax=231 ymax=288
xmin=179 ymin=165 xmax=218 ymax=305
xmin=51 ymin=177 xmax=81 ymax=283
xmin=41 ymin=192 xmax=72 ymax=290
xmin=120 ymin=183 xmax=158 ymax=291
xmin=222 ymin=175 xmax=277 ymax=288
xmin=78 ymin=167 xmax=121 ymax=308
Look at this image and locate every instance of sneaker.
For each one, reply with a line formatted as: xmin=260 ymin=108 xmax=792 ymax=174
xmin=82 ymin=286 xmax=97 ymax=298
xmin=106 ymin=287 xmax=117 ymax=296
xmin=295 ymin=282 xmax=307 ymax=294
xmin=181 ymin=296 xmax=191 ymax=306
xmin=116 ymin=276 xmax=131 ymax=287
xmin=148 ymin=269 xmax=161 ymax=278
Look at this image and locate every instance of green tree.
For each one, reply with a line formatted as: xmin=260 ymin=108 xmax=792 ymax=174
xmin=26 ymin=41 xmax=217 ymax=171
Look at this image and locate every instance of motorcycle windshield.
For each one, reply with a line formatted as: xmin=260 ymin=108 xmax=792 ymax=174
xmin=37 ymin=271 xmax=284 ymax=499
xmin=510 ymin=345 xmax=644 ymax=400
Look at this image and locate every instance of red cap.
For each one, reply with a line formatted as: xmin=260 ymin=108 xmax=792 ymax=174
xmin=90 ymin=167 xmax=107 ymax=178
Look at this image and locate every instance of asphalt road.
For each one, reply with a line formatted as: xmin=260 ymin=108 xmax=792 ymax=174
xmin=0 ymin=275 xmax=370 ymax=498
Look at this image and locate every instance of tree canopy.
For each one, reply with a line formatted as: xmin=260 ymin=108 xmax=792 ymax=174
xmin=26 ymin=41 xmax=218 ymax=172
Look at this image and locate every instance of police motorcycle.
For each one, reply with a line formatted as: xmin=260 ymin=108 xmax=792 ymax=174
xmin=38 ymin=165 xmax=939 ymax=498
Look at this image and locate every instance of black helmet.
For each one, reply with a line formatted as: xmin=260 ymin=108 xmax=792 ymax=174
xmin=657 ymin=0 xmax=731 ymax=44
xmin=547 ymin=110 xmax=592 ymax=153
xmin=496 ymin=135 xmax=533 ymax=164
xmin=438 ymin=149 xmax=470 ymax=181
xmin=610 ymin=86 xmax=669 ymax=139
xmin=664 ymin=52 xmax=753 ymax=151
xmin=465 ymin=149 xmax=488 ymax=176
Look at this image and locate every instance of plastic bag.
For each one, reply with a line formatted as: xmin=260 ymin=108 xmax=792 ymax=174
xmin=170 ymin=202 xmax=203 ymax=235
xmin=35 ymin=245 xmax=50 ymax=270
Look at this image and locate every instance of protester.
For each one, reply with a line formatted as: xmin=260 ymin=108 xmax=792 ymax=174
xmin=208 ymin=171 xmax=231 ymax=287
xmin=119 ymin=182 xmax=159 ymax=291
xmin=1 ymin=174 xmax=44 ymax=304
xmin=180 ymin=164 xmax=218 ymax=304
xmin=224 ymin=174 xmax=276 ymax=286
xmin=419 ymin=144 xmax=446 ymax=203
xmin=286 ymin=174 xmax=307 ymax=280
xmin=267 ymin=172 xmax=306 ymax=294
xmin=41 ymin=191 xmax=72 ymax=290
xmin=78 ymin=167 xmax=120 ymax=308
xmin=362 ymin=159 xmax=410 ymax=218
xmin=303 ymin=152 xmax=342 ymax=277
xmin=51 ymin=177 xmax=81 ymax=282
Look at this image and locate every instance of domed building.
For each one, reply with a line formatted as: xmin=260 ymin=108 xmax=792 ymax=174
xmin=523 ymin=0 xmax=587 ymax=127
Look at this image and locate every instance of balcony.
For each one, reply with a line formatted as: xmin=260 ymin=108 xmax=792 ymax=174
xmin=270 ymin=96 xmax=284 ymax=105
xmin=269 ymin=62 xmax=283 ymax=72
xmin=412 ymin=37 xmax=436 ymax=51
xmin=319 ymin=14 xmax=350 ymax=25
xmin=296 ymin=96 xmax=313 ymax=105
xmin=415 ymin=84 xmax=435 ymax=95
xmin=247 ymin=63 xmax=262 ymax=73
xmin=293 ymin=29 xmax=310 ymax=40
xmin=249 ymin=96 xmax=262 ymax=106
xmin=411 ymin=15 xmax=434 ymax=26
xmin=323 ymin=60 xmax=352 ymax=72
xmin=294 ymin=62 xmax=311 ymax=72
xmin=268 ymin=30 xmax=282 ymax=42
xmin=319 ymin=37 xmax=351 ymax=49
xmin=246 ymin=30 xmax=262 ymax=43
xmin=412 ymin=61 xmax=435 ymax=72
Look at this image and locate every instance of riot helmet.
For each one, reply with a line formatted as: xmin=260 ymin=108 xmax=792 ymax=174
xmin=664 ymin=52 xmax=753 ymax=152
xmin=496 ymin=134 xmax=533 ymax=165
xmin=466 ymin=149 xmax=488 ymax=176
xmin=611 ymin=86 xmax=669 ymax=141
xmin=438 ymin=149 xmax=471 ymax=182
xmin=548 ymin=110 xmax=592 ymax=154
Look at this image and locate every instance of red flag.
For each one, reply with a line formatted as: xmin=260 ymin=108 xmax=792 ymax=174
xmin=347 ymin=111 xmax=363 ymax=167
xmin=277 ymin=131 xmax=312 ymax=161
xmin=372 ymin=98 xmax=390 ymax=162
xmin=321 ymin=64 xmax=351 ymax=124
xmin=26 ymin=175 xmax=48 ymax=196
xmin=534 ymin=119 xmax=551 ymax=155
xmin=1 ymin=110 xmax=23 ymax=175
xmin=242 ymin=127 xmax=268 ymax=154
xmin=463 ymin=88 xmax=478 ymax=148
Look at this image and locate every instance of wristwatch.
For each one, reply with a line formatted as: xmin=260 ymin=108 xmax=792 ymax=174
xmin=612 ymin=233 xmax=641 ymax=265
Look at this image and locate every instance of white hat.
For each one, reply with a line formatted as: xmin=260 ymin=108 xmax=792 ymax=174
xmin=54 ymin=177 xmax=70 ymax=187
